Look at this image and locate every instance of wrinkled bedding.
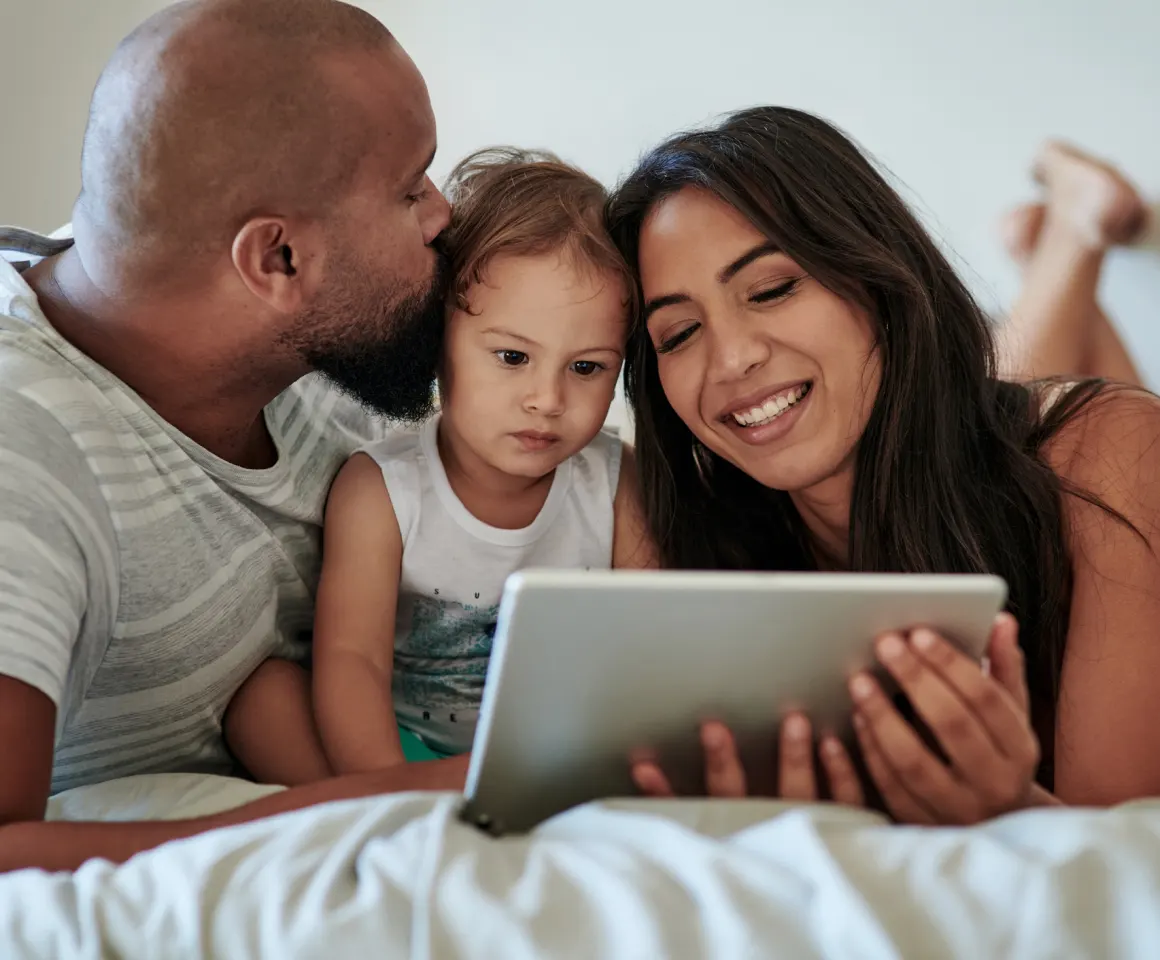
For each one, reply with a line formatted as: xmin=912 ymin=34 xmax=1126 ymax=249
xmin=2 ymin=774 xmax=1159 ymax=958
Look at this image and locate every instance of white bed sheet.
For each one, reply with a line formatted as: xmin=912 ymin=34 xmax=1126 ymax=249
xmin=3 ymin=774 xmax=1160 ymax=958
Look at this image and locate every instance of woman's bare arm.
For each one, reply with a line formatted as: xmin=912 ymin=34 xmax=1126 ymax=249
xmin=1047 ymin=389 xmax=1160 ymax=803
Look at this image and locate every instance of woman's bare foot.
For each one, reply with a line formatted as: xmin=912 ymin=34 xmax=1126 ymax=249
xmin=998 ymin=203 xmax=1046 ymax=266
xmin=1032 ymin=141 xmax=1149 ymax=248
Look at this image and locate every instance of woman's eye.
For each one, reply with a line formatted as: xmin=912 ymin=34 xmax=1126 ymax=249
xmin=497 ymin=350 xmax=528 ymax=367
xmin=750 ymin=277 xmax=801 ymax=304
xmin=656 ymin=323 xmax=700 ymax=355
xmin=406 ymin=187 xmax=429 ymax=204
xmin=571 ymin=360 xmax=603 ymax=377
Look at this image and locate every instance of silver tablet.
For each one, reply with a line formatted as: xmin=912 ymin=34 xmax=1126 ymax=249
xmin=461 ymin=569 xmax=1008 ymax=835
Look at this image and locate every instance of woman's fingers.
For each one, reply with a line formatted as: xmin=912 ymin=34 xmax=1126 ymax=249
xmin=985 ymin=614 xmax=1032 ymax=717
xmin=633 ymin=722 xmax=748 ymax=798
xmin=903 ymin=625 xmax=1040 ymax=780
xmin=819 ymin=734 xmax=864 ymax=807
xmin=851 ymin=712 xmax=936 ymax=824
xmin=699 ymin=717 xmax=869 ymax=805
xmin=701 ymin=721 xmax=748 ymax=797
xmin=849 ymin=670 xmax=980 ymax=823
xmin=873 ymin=632 xmax=1007 ymax=784
xmin=905 ymin=620 xmax=1039 ymax=811
xmin=778 ymin=713 xmax=817 ymax=800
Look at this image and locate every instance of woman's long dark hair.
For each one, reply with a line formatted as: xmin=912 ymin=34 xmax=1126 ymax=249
xmin=607 ymin=106 xmax=1116 ymax=775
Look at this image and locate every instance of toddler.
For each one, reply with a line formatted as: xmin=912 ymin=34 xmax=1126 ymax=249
xmin=223 ymin=148 xmax=655 ymax=782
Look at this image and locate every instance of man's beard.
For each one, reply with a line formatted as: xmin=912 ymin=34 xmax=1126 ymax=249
xmin=291 ymin=252 xmax=448 ymax=422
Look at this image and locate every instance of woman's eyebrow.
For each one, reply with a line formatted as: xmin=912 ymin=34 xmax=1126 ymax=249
xmin=643 ymin=243 xmax=783 ymax=322
xmin=717 ymin=242 xmax=782 ymax=283
xmin=642 ymin=293 xmax=692 ymax=322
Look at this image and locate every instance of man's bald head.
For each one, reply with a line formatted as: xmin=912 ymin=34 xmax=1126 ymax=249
xmin=66 ymin=0 xmax=450 ymax=423
xmin=76 ymin=0 xmax=413 ymax=282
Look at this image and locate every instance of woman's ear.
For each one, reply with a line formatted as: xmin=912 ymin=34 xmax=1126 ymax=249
xmin=230 ymin=217 xmax=322 ymax=313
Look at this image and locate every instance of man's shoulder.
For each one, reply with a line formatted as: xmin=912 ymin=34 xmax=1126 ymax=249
xmin=0 ymin=332 xmax=89 ymax=421
xmin=0 ymin=321 xmax=112 ymax=435
xmin=0 ymin=237 xmax=90 ymax=402
xmin=0 ymin=323 xmax=132 ymax=488
xmin=0 ymin=350 xmax=109 ymax=526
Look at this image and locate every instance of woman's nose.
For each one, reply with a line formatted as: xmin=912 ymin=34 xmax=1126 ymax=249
xmin=706 ymin=322 xmax=770 ymax=383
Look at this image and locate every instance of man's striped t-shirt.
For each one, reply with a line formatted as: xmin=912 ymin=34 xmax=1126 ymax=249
xmin=0 ymin=230 xmax=388 ymax=793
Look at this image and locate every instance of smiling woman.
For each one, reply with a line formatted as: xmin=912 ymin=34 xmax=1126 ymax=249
xmin=638 ymin=191 xmax=880 ymax=524
xmin=607 ymin=106 xmax=1160 ymax=823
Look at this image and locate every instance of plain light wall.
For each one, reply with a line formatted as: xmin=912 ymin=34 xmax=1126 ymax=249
xmin=0 ymin=0 xmax=170 ymax=232
xmin=4 ymin=0 xmax=1158 ymax=412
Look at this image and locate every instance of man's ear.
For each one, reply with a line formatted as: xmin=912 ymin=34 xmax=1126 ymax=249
xmin=230 ymin=217 xmax=323 ymax=312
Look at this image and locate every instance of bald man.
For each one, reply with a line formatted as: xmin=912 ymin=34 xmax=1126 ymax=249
xmin=0 ymin=0 xmax=464 ymax=872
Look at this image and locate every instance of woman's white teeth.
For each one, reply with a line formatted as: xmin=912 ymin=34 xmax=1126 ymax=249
xmin=731 ymin=384 xmax=809 ymax=426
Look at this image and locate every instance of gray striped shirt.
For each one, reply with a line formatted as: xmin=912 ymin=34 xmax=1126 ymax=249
xmin=0 ymin=230 xmax=388 ymax=793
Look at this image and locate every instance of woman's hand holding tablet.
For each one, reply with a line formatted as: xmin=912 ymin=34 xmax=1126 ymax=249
xmin=632 ymin=613 xmax=1048 ymax=823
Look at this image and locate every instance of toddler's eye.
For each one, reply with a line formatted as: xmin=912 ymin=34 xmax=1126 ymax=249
xmin=572 ymin=360 xmax=603 ymax=377
xmin=497 ymin=350 xmax=528 ymax=366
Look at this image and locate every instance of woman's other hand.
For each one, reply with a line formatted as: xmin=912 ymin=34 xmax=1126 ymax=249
xmin=849 ymin=613 xmax=1044 ymax=824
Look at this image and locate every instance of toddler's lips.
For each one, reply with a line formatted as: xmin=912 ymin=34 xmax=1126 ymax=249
xmin=512 ymin=431 xmax=560 ymax=451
